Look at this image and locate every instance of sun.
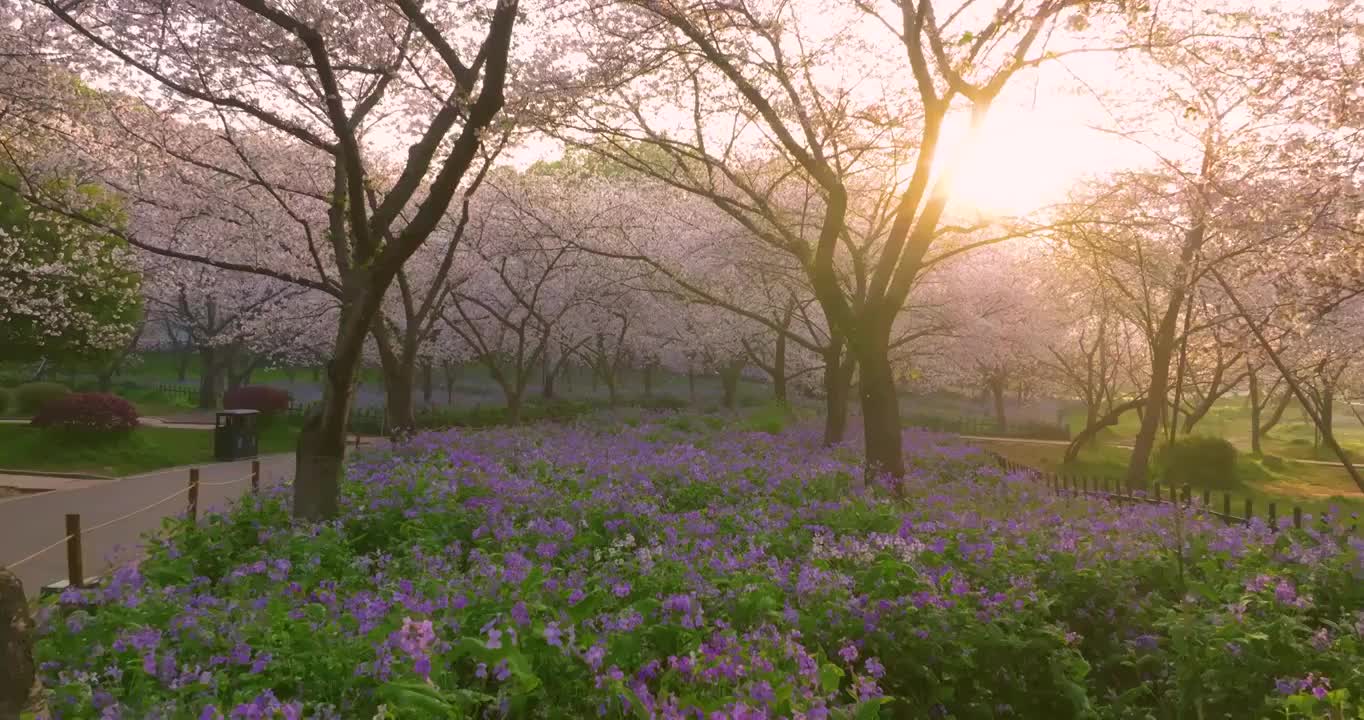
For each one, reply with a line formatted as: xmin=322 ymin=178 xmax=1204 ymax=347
xmin=941 ymin=104 xmax=1124 ymax=217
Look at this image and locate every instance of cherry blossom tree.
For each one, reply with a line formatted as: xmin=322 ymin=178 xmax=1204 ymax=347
xmin=552 ymin=0 xmax=1127 ymax=477
xmin=12 ymin=0 xmax=520 ymax=519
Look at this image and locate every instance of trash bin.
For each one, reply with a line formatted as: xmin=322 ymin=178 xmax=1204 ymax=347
xmin=214 ymin=409 xmax=259 ymax=461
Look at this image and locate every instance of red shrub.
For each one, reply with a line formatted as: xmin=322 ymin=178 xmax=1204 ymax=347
xmin=31 ymin=392 xmax=139 ymax=432
xmin=222 ymin=385 xmax=291 ymax=416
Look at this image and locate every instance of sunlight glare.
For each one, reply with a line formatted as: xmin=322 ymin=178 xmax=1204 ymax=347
xmin=942 ymin=105 xmax=1123 ymax=217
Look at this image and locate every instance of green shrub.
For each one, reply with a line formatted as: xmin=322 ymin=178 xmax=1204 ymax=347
xmin=14 ymin=381 xmax=71 ymax=415
xmin=1261 ymin=454 xmax=1287 ymax=471
xmin=0 ymin=387 xmax=11 ymax=415
xmin=1154 ymin=435 xmax=1239 ymax=490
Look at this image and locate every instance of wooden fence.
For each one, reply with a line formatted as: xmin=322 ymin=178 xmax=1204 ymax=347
xmin=152 ymin=384 xmax=199 ymax=406
xmin=989 ymin=453 xmax=1348 ymax=532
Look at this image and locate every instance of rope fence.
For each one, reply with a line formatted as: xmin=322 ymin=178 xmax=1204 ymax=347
xmin=3 ymin=460 xmax=265 ymax=587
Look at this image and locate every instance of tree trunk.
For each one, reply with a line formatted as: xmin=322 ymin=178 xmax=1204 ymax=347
xmin=384 ymin=367 xmax=416 ymax=439
xmin=294 ymin=282 xmax=379 ymax=521
xmin=176 ymin=351 xmax=191 ymax=383
xmin=854 ymin=332 xmax=903 ymax=482
xmin=421 ymin=360 xmax=433 ymax=405
xmin=687 ymin=363 xmax=696 ymax=404
xmin=1083 ymin=401 xmax=1100 ymax=448
xmin=1248 ymin=365 xmax=1263 ymax=456
xmin=604 ymin=371 xmax=617 ymax=406
xmin=822 ymin=344 xmax=853 ymax=445
xmin=505 ymin=390 xmax=523 ymax=424
xmin=373 ymin=333 xmax=417 ymax=438
xmin=541 ymin=348 xmax=556 ymax=400
xmin=989 ymin=378 xmax=1007 ymax=432
xmin=643 ymin=362 xmax=654 ymax=397
xmin=718 ymin=357 xmax=745 ymax=410
xmin=772 ymin=332 xmax=787 ymax=403
xmin=0 ymin=567 xmax=34 ymax=720
xmin=1128 ymin=339 xmax=1173 ymax=490
xmin=197 ymin=347 xmax=220 ymax=409
xmin=1319 ymin=384 xmax=1335 ymax=451
xmin=1065 ymin=397 xmax=1145 ymax=463
xmin=1260 ymin=389 xmax=1293 ymax=438
xmin=442 ymin=360 xmax=457 ymax=406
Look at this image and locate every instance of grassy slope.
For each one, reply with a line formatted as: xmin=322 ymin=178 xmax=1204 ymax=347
xmin=975 ymin=438 xmax=1364 ymax=516
xmin=1064 ymin=396 xmax=1364 ymax=462
xmin=0 ymin=423 xmax=298 ymax=477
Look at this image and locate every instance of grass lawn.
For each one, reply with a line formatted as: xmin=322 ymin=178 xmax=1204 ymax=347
xmin=0 ymin=423 xmax=299 ymax=477
xmin=1064 ymin=396 xmax=1364 ymax=462
xmin=974 ymin=437 xmax=1364 ymax=516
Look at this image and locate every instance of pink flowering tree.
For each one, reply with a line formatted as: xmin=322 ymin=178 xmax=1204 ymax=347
xmin=11 ymin=0 xmax=520 ymax=518
xmin=554 ymin=0 xmax=1131 ymax=477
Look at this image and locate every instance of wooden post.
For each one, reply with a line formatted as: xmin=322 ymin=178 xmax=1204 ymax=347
xmin=1152 ymin=482 xmax=1161 ymax=504
xmin=1223 ymin=493 xmax=1231 ymax=521
xmin=188 ymin=468 xmax=200 ymax=523
xmin=1244 ymin=498 xmax=1253 ymax=524
xmin=1268 ymin=502 xmax=1277 ymax=529
xmin=250 ymin=460 xmax=261 ymax=494
xmin=1168 ymin=484 xmax=1177 ymax=505
xmin=1294 ymin=506 xmax=1303 ymax=529
xmin=64 ymin=514 xmax=82 ymax=589
xmin=354 ymin=433 xmax=360 ymax=449
xmin=1202 ymin=489 xmax=1211 ymax=508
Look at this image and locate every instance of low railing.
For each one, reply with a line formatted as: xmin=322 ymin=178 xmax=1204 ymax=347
xmin=988 ymin=452 xmax=1351 ymax=532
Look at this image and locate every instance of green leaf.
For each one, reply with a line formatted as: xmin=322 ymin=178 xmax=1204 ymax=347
xmin=820 ymin=662 xmax=845 ymax=695
xmin=853 ymin=698 xmax=891 ymax=720
xmin=378 ymin=681 xmax=456 ymax=717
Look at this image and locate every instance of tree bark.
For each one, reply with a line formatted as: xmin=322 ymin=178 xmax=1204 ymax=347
xmin=854 ymin=331 xmax=903 ymax=481
xmin=989 ymin=377 xmax=1007 ymax=432
xmin=442 ymin=359 xmax=458 ymax=406
xmin=1065 ymin=396 xmax=1145 ymax=463
xmin=384 ymin=367 xmax=416 ymax=439
xmin=1260 ymin=389 xmax=1293 ymax=438
xmin=421 ymin=359 xmax=433 ymax=406
xmin=822 ymin=344 xmax=854 ymax=445
xmin=643 ymin=362 xmax=654 ymax=397
xmin=719 ymin=358 xmax=745 ymax=410
xmin=197 ymin=347 xmax=220 ymax=409
xmin=0 ymin=567 xmax=34 ymax=720
xmin=1248 ymin=365 xmax=1263 ymax=456
xmin=294 ymin=280 xmax=379 ymax=521
xmin=687 ymin=363 xmax=696 ymax=404
xmin=373 ymin=326 xmax=417 ymax=437
xmin=772 ymin=331 xmax=787 ymax=403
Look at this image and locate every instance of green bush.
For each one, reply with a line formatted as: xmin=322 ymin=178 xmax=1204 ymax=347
xmin=0 ymin=387 xmax=11 ymax=415
xmin=1154 ymin=435 xmax=1239 ymax=490
xmin=1262 ymin=454 xmax=1287 ymax=471
xmin=14 ymin=381 xmax=71 ymax=415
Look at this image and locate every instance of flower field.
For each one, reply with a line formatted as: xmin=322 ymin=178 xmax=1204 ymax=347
xmin=35 ymin=412 xmax=1364 ymax=719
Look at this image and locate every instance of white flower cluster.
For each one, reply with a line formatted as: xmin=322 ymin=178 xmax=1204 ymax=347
xmin=810 ymin=532 xmax=926 ymax=565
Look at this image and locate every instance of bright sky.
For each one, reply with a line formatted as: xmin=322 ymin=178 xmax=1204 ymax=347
xmin=940 ymin=62 xmax=1156 ymax=217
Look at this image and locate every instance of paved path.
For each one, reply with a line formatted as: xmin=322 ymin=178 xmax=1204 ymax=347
xmin=0 ymin=454 xmax=297 ymax=595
